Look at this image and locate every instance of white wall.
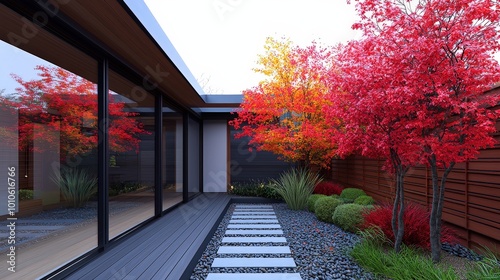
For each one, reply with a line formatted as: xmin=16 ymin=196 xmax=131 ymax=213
xmin=203 ymin=120 xmax=227 ymax=192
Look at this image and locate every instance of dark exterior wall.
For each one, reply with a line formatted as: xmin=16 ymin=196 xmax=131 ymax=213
xmin=330 ymin=105 xmax=500 ymax=252
xmin=229 ymin=128 xmax=296 ymax=183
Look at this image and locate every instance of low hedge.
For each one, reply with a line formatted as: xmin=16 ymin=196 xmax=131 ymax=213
xmin=314 ymin=196 xmax=343 ymax=223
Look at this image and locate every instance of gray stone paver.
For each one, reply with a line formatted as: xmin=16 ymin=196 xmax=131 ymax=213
xmin=206 ymin=273 xmax=302 ymax=280
xmin=225 ymin=229 xmax=283 ymax=235
xmin=212 ymin=257 xmax=296 ymax=267
xmin=229 ymin=219 xmax=279 ymax=223
xmin=217 ymin=246 xmax=291 ymax=254
xmin=227 ymin=224 xmax=281 ymax=229
xmin=231 ymin=215 xmax=277 ymax=219
xmin=222 ymin=237 xmax=287 ymax=243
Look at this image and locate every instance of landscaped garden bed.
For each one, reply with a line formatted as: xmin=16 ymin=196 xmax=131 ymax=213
xmin=191 ymin=201 xmax=498 ymax=280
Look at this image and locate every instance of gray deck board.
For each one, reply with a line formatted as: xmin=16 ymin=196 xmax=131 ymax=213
xmin=66 ymin=193 xmax=231 ymax=280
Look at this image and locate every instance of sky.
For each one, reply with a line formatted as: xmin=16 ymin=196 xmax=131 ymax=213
xmin=144 ymin=0 xmax=362 ymax=94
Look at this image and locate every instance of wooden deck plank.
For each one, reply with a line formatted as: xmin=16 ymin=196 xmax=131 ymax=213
xmin=72 ymin=206 xmax=191 ymax=279
xmin=68 ymin=196 xmax=197 ymax=278
xmin=66 ymin=193 xmax=231 ymax=280
xmin=106 ymin=196 xmax=225 ymax=279
xmin=145 ymin=196 xmax=230 ymax=279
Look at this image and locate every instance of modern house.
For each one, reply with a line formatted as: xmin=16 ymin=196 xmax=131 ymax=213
xmin=0 ymin=1 xmax=499 ymax=279
xmin=0 ymin=1 xmax=254 ymax=278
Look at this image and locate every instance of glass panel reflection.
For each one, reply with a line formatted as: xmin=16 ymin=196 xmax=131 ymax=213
xmin=0 ymin=40 xmax=98 ymax=278
xmin=108 ymin=71 xmax=155 ymax=239
xmin=162 ymin=106 xmax=183 ymax=210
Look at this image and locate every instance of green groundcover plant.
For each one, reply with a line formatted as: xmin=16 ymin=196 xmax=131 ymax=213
xmin=350 ymin=228 xmax=458 ymax=280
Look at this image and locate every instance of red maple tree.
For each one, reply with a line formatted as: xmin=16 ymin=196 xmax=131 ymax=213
xmin=1 ymin=65 xmax=148 ymax=161
xmin=338 ymin=0 xmax=500 ymax=261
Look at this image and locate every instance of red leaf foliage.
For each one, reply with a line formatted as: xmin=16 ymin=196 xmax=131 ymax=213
xmin=229 ymin=37 xmax=342 ymax=168
xmin=313 ymin=181 xmax=344 ymax=196
xmin=0 ymin=65 xmax=149 ymax=159
xmin=362 ymin=203 xmax=457 ymax=250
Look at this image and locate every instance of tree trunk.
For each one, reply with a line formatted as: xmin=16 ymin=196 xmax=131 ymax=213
xmin=390 ymin=149 xmax=406 ymax=253
xmin=394 ymin=170 xmax=405 ymax=252
xmin=392 ymin=175 xmax=401 ymax=251
xmin=429 ymin=154 xmax=455 ymax=263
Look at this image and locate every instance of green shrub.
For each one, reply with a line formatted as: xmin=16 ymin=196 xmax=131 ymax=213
xmin=109 ymin=181 xmax=145 ymax=196
xmin=314 ymin=196 xmax=343 ymax=223
xmin=339 ymin=197 xmax=355 ymax=204
xmin=307 ymin=194 xmax=327 ymax=212
xmin=354 ymin=195 xmax=375 ymax=205
xmin=19 ymin=189 xmax=34 ymax=200
xmin=271 ymin=168 xmax=321 ymax=210
xmin=332 ymin=204 xmax=374 ymax=232
xmin=340 ymin=188 xmax=366 ymax=201
xmin=229 ymin=180 xmax=282 ymax=200
xmin=51 ymin=168 xmax=97 ymax=208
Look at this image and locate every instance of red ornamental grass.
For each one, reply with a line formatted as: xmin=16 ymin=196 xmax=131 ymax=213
xmin=362 ymin=203 xmax=456 ymax=250
xmin=313 ymin=181 xmax=344 ymax=196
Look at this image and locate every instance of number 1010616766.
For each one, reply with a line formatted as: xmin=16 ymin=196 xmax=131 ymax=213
xmin=7 ymin=167 xmax=16 ymax=216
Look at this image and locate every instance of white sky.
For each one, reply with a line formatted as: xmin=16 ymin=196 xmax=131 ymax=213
xmin=144 ymin=0 xmax=362 ymax=94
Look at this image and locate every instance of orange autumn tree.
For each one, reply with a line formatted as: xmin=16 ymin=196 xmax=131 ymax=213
xmin=230 ymin=37 xmax=340 ymax=168
xmin=0 ymin=65 xmax=147 ymax=161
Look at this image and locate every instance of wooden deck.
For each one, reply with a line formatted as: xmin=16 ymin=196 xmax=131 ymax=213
xmin=64 ymin=193 xmax=232 ymax=280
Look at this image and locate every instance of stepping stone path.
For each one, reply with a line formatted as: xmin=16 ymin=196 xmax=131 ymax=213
xmin=206 ymin=204 xmax=303 ymax=280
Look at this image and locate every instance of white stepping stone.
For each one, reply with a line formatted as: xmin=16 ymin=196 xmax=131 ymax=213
xmin=206 ymin=273 xmax=302 ymax=280
xmin=229 ymin=219 xmax=278 ymax=223
xmin=222 ymin=237 xmax=286 ymax=243
xmin=217 ymin=246 xmax=291 ymax=254
xmin=232 ymin=211 xmax=275 ymax=214
xmin=235 ymin=206 xmax=273 ymax=209
xmin=212 ymin=257 xmax=296 ymax=267
xmin=231 ymin=215 xmax=277 ymax=219
xmin=227 ymin=224 xmax=281 ymax=229
xmin=225 ymin=229 xmax=283 ymax=235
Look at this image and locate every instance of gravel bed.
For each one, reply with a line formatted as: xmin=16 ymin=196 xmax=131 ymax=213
xmin=190 ymin=203 xmax=377 ymax=280
xmin=191 ymin=203 xmax=486 ymax=279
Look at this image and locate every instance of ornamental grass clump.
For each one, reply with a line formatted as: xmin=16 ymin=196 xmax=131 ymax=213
xmin=332 ymin=204 xmax=374 ymax=232
xmin=271 ymin=168 xmax=321 ymax=210
xmin=307 ymin=194 xmax=327 ymax=212
xmin=51 ymin=168 xmax=97 ymax=208
xmin=314 ymin=196 xmax=343 ymax=223
xmin=466 ymin=248 xmax=500 ymax=279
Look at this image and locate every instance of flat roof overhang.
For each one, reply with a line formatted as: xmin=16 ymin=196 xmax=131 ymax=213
xmin=2 ymin=0 xmax=241 ymax=112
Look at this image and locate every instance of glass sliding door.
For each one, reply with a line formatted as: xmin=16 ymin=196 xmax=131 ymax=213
xmin=108 ymin=71 xmax=155 ymax=239
xmin=162 ymin=105 xmax=183 ymax=210
xmin=0 ymin=13 xmax=98 ymax=278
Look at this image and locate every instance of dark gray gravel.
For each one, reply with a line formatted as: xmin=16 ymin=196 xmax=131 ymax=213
xmin=442 ymin=243 xmax=483 ymax=261
xmin=190 ymin=203 xmax=376 ymax=280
